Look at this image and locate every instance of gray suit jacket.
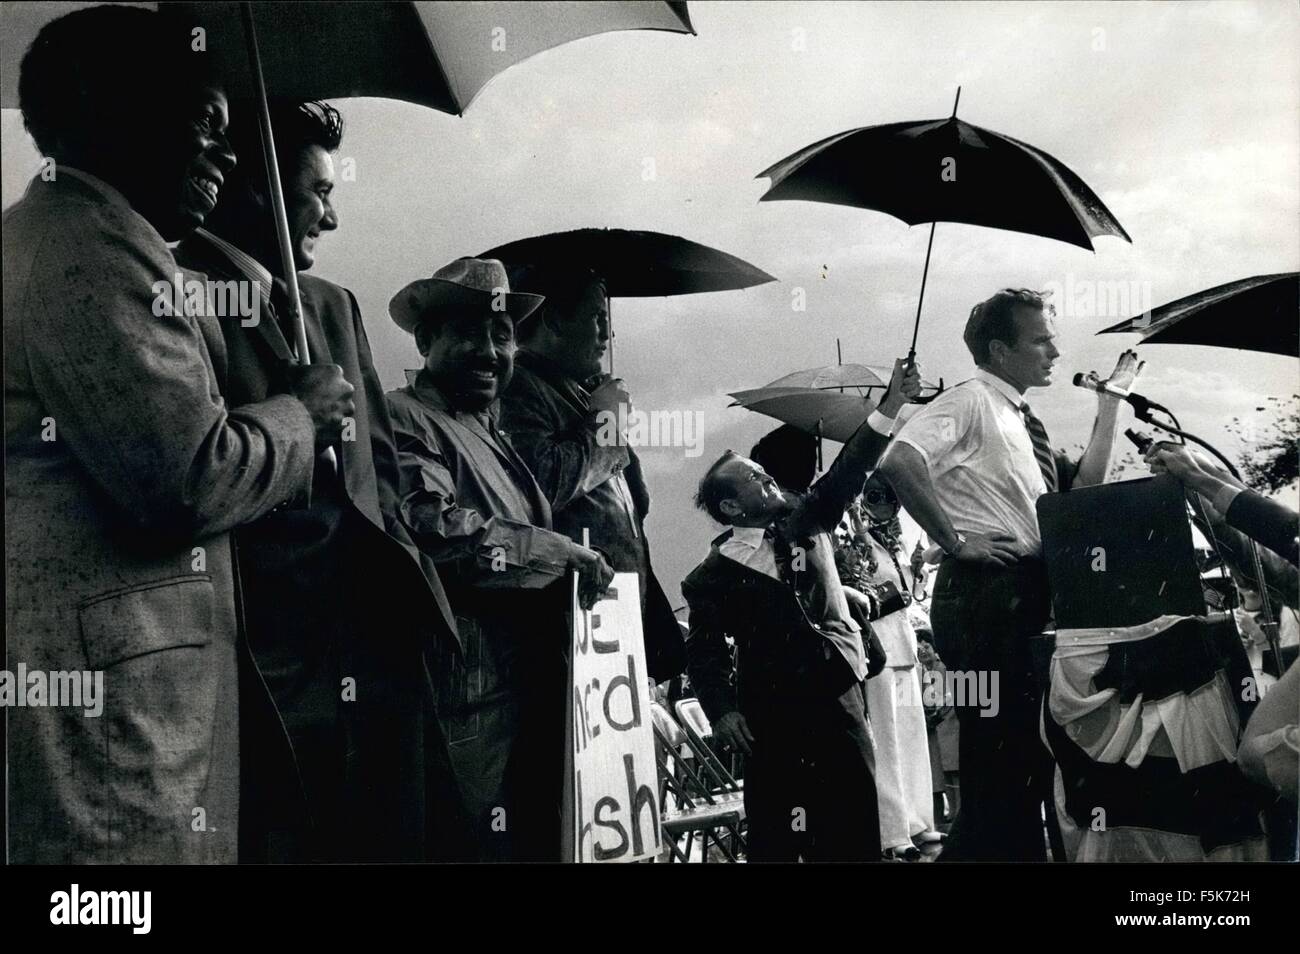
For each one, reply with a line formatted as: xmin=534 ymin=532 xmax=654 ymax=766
xmin=4 ymin=171 xmax=315 ymax=863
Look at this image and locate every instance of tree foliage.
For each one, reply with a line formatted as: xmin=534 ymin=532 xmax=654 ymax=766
xmin=1228 ymin=394 xmax=1299 ymax=495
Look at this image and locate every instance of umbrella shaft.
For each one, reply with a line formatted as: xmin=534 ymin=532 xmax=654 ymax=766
xmin=908 ymin=221 xmax=938 ymax=358
xmin=241 ymin=2 xmax=311 ymax=364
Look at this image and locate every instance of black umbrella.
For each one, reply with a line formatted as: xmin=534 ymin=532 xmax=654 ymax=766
xmin=1097 ymin=272 xmax=1299 ymax=357
xmin=3 ymin=1 xmax=695 ymax=361
xmin=756 ymin=88 xmax=1131 ymax=360
xmin=479 ymin=228 xmax=776 ymax=370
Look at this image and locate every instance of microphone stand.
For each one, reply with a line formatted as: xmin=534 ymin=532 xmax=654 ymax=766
xmin=1134 ymin=402 xmax=1283 ymax=675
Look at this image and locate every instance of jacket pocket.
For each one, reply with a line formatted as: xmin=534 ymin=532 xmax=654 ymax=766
xmin=76 ymin=574 xmax=222 ymax=828
xmin=79 ymin=575 xmax=214 ymax=670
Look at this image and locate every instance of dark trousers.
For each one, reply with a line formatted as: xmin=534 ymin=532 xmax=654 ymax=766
xmin=929 ymin=557 xmax=1054 ymax=862
xmin=742 ymin=677 xmax=881 ymax=862
xmin=434 ymin=599 xmax=568 ymax=862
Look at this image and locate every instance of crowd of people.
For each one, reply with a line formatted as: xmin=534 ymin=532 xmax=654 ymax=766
xmin=5 ymin=6 xmax=1296 ymax=865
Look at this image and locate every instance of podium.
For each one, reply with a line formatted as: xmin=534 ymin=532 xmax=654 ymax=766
xmin=1035 ymin=475 xmax=1267 ymax=861
xmin=1037 ymin=474 xmax=1205 ymax=629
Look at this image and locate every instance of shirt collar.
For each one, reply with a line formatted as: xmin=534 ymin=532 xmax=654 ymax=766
xmin=191 ymin=228 xmax=275 ymax=303
xmin=975 ymin=368 xmax=1027 ymax=409
xmin=728 ymin=526 xmax=769 ymax=550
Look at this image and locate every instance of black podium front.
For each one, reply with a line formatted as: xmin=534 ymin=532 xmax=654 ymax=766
xmin=1037 ymin=474 xmax=1206 ymax=630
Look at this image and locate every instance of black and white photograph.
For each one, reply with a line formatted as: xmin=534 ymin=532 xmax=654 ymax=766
xmin=1 ymin=0 xmax=1296 ymax=935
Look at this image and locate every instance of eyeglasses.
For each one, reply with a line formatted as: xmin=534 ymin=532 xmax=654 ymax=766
xmin=864 ymin=488 xmax=897 ymax=506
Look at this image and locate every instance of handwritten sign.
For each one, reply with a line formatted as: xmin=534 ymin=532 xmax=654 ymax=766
xmin=562 ymin=572 xmax=660 ymax=862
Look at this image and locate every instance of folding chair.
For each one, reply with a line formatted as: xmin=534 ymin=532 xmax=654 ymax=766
xmin=651 ymin=702 xmax=747 ymax=862
xmin=674 ymin=697 xmax=745 ymax=794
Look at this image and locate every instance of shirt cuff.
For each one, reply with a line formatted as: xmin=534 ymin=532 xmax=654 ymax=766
xmin=1213 ymin=483 xmax=1244 ymax=516
xmin=867 ymin=409 xmax=895 ymax=435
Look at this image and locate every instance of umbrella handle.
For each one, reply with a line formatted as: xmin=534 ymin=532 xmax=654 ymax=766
xmin=911 ymin=376 xmax=946 ymax=405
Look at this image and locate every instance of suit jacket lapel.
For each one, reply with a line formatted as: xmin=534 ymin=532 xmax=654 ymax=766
xmin=298 ymin=289 xmax=332 ymax=367
xmin=254 ymin=303 xmax=298 ymax=365
xmin=177 ymin=235 xmax=297 ymax=365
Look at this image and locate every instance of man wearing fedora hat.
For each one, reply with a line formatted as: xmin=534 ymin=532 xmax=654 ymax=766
xmin=386 ymin=257 xmax=614 ymax=862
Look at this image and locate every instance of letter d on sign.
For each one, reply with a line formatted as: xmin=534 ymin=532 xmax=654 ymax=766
xmin=603 ymin=654 xmax=642 ymax=731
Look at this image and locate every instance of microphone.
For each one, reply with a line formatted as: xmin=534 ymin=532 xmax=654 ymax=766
xmin=1072 ymin=372 xmax=1168 ymax=414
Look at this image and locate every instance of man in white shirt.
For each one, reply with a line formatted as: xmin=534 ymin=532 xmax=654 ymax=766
xmin=878 ymin=288 xmax=1140 ymax=861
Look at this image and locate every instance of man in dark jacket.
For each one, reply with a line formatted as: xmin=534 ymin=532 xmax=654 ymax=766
xmin=175 ymin=101 xmax=462 ymax=863
xmin=499 ymin=268 xmax=686 ymax=684
xmin=683 ymin=358 xmax=921 ymax=861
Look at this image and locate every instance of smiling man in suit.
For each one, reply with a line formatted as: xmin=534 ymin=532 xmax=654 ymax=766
xmin=5 ymin=8 xmax=352 ymax=863
xmin=174 ymin=101 xmax=462 ymax=863
xmin=683 ymin=357 xmax=922 ymax=862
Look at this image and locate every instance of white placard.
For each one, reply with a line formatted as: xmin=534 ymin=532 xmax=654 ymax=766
xmin=563 ymin=572 xmax=661 ymax=862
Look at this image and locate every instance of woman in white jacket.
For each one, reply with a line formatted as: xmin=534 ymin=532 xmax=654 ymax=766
xmin=837 ymin=472 xmax=945 ymax=860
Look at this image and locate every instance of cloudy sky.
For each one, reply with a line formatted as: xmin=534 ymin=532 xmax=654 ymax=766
xmin=4 ymin=0 xmax=1298 ymax=604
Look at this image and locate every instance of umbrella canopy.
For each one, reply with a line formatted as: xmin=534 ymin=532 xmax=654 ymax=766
xmin=1097 ymin=272 xmax=1299 ymax=358
xmin=729 ymin=384 xmax=931 ymax=443
xmin=729 ymin=387 xmax=877 ymax=443
xmin=755 ymin=89 xmax=1130 ymax=359
xmin=2 ymin=1 xmax=695 ymax=112
xmin=762 ymin=363 xmax=893 ymax=391
xmin=759 ymin=362 xmax=939 ymax=394
xmin=756 ymin=103 xmax=1130 ymax=252
xmin=478 ymin=228 xmax=776 ymax=297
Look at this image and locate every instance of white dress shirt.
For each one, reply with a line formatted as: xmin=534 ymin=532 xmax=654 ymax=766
xmin=719 ymin=525 xmax=780 ymax=579
xmin=886 ymin=369 xmax=1050 ymax=556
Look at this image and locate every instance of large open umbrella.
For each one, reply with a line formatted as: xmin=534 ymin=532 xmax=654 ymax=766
xmin=729 ymin=364 xmax=938 ymax=443
xmin=729 ymin=387 xmax=881 ymax=444
xmin=3 ymin=1 xmax=695 ymax=361
xmin=759 ymin=362 xmax=941 ymax=393
xmin=755 ymin=88 xmax=1131 ymax=361
xmin=479 ymin=228 xmax=776 ymax=371
xmin=1097 ymin=272 xmax=1299 ymax=357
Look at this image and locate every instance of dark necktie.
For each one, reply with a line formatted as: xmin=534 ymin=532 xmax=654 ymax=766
xmin=1020 ymin=401 xmax=1058 ymax=493
xmin=768 ymin=523 xmax=821 ymax=614
xmin=766 ymin=524 xmax=796 ymax=585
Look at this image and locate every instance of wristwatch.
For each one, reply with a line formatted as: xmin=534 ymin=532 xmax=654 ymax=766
xmin=946 ymin=532 xmax=967 ymax=558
